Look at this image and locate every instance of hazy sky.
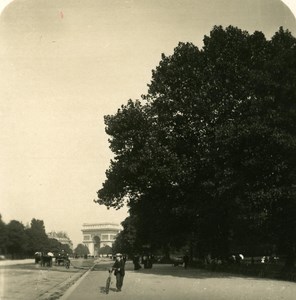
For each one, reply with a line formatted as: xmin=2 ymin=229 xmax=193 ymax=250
xmin=0 ymin=0 xmax=295 ymax=247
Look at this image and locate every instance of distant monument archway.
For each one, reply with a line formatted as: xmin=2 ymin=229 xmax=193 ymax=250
xmin=81 ymin=223 xmax=121 ymax=256
xmin=93 ymin=236 xmax=101 ymax=255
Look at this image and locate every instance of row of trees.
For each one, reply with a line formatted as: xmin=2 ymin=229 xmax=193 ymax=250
xmin=95 ymin=26 xmax=296 ymax=266
xmin=0 ymin=214 xmax=73 ymax=258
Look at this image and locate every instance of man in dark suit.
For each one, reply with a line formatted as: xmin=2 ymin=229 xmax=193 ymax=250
xmin=111 ymin=253 xmax=125 ymax=292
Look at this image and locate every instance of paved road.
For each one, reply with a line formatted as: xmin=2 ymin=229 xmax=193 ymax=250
xmin=61 ymin=261 xmax=296 ymax=300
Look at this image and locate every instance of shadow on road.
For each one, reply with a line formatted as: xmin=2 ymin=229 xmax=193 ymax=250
xmin=130 ymin=262 xmax=277 ymax=281
xmin=99 ymin=286 xmax=117 ymax=294
xmin=91 ymin=261 xmax=252 ymax=280
xmin=90 ymin=260 xmax=277 ymax=282
xmin=92 ymin=264 xmax=112 ymax=271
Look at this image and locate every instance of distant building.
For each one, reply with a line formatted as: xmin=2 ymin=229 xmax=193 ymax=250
xmin=81 ymin=222 xmax=121 ymax=256
xmin=47 ymin=231 xmax=73 ymax=250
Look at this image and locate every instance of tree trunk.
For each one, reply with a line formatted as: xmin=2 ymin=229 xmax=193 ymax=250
xmin=163 ymin=244 xmax=170 ymax=261
xmin=285 ymin=243 xmax=295 ymax=269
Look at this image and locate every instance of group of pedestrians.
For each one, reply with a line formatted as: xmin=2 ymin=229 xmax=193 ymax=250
xmin=132 ymin=254 xmax=154 ymax=270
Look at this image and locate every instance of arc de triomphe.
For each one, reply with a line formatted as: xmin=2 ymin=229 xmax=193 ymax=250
xmin=81 ymin=222 xmax=121 ymax=256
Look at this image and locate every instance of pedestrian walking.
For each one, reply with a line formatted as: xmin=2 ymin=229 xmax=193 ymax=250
xmin=133 ymin=254 xmax=142 ymax=270
xmin=111 ymin=253 xmax=125 ymax=292
xmin=183 ymin=252 xmax=189 ymax=269
xmin=147 ymin=254 xmax=153 ymax=268
xmin=142 ymin=254 xmax=148 ymax=268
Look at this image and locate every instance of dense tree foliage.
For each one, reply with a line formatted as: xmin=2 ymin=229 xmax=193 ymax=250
xmin=0 ymin=216 xmax=73 ymax=258
xmin=98 ymin=245 xmax=112 ymax=255
xmin=112 ymin=216 xmax=138 ymax=255
xmin=96 ymin=26 xmax=296 ymax=266
xmin=6 ymin=220 xmax=27 ymax=258
xmin=74 ymin=243 xmax=90 ymax=256
xmin=26 ymin=219 xmax=49 ymax=255
xmin=48 ymin=238 xmax=62 ymax=253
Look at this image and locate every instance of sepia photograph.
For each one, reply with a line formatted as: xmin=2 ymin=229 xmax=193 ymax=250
xmin=0 ymin=0 xmax=296 ymax=299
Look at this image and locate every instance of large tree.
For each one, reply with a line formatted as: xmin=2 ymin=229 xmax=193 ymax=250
xmin=112 ymin=216 xmax=138 ymax=256
xmin=25 ymin=219 xmax=49 ymax=255
xmin=6 ymin=220 xmax=28 ymax=258
xmin=96 ymin=26 xmax=296 ymax=265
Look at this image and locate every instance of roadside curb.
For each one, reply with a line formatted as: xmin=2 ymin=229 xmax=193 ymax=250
xmin=58 ymin=263 xmax=97 ymax=300
xmin=38 ymin=264 xmax=96 ymax=300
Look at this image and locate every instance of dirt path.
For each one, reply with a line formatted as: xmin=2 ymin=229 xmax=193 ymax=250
xmin=0 ymin=258 xmax=95 ymax=300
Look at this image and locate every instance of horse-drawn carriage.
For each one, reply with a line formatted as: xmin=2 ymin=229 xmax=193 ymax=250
xmin=34 ymin=251 xmax=70 ymax=268
xmin=34 ymin=252 xmax=53 ymax=267
xmin=55 ymin=251 xmax=70 ymax=268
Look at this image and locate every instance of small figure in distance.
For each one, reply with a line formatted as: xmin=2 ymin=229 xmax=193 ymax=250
xmin=183 ymin=251 xmax=189 ymax=269
xmin=133 ymin=254 xmax=142 ymax=270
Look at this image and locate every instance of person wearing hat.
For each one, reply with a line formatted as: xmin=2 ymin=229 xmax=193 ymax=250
xmin=111 ymin=253 xmax=125 ymax=292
